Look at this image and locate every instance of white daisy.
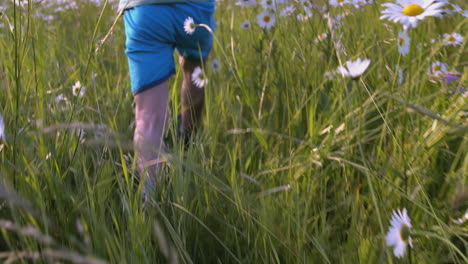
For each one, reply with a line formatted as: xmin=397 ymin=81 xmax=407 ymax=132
xmin=260 ymin=0 xmax=279 ymax=10
xmin=337 ymin=58 xmax=371 ymax=78
xmin=317 ymin=32 xmax=328 ymax=41
xmin=55 ymin=94 xmax=66 ymax=104
xmin=397 ymin=30 xmax=410 ymax=56
xmin=386 ymin=208 xmax=413 ymax=258
xmin=211 ymin=58 xmax=220 ymax=72
xmin=396 ymin=64 xmax=404 ymax=84
xmin=380 ymin=0 xmax=445 ymax=30
xmin=438 ymin=1 xmax=455 ymax=16
xmin=280 ymin=5 xmax=296 ymax=16
xmin=72 ymin=81 xmax=85 ymax=97
xmin=183 ymin=16 xmax=196 ymax=35
xmin=430 ymin=61 xmax=448 ymax=75
xmin=297 ymin=8 xmax=313 ymax=21
xmin=329 ymin=0 xmax=350 ymax=7
xmin=296 ymin=12 xmax=312 ymax=21
xmin=0 ymin=5 xmax=7 ymax=15
xmin=452 ymin=209 xmax=468 ymax=225
xmin=300 ymin=0 xmax=315 ymax=10
xmin=451 ymin=4 xmax=468 ymax=17
xmin=191 ymin=66 xmax=208 ymax=88
xmin=324 ymin=70 xmax=336 ymax=80
xmin=352 ymin=0 xmax=372 ymax=8
xmin=257 ymin=9 xmax=276 ymax=29
xmin=325 ymin=13 xmax=344 ymax=28
xmin=443 ymin=32 xmax=464 ymax=46
xmin=0 ymin=112 xmax=5 ymax=141
xmin=240 ymin=20 xmax=251 ymax=29
xmin=237 ymin=0 xmax=257 ymax=7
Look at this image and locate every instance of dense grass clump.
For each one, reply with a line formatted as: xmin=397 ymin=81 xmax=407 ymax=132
xmin=0 ymin=0 xmax=466 ymax=263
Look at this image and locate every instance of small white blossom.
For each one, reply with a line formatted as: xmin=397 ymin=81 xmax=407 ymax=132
xmin=183 ymin=16 xmax=196 ymax=35
xmin=72 ymin=81 xmax=85 ymax=97
xmin=337 ymin=58 xmax=371 ymax=78
xmin=386 ymin=208 xmax=413 ymax=258
xmin=191 ymin=66 xmax=208 ymax=88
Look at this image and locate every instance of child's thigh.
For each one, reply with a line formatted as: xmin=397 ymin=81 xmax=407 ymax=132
xmin=124 ymin=5 xmax=178 ymax=95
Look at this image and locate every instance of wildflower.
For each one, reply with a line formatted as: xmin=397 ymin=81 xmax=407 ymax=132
xmin=240 ymin=20 xmax=251 ymax=29
xmin=72 ymin=81 xmax=85 ymax=97
xmin=325 ymin=13 xmax=344 ymax=28
xmin=444 ymin=73 xmax=460 ymax=84
xmin=0 ymin=5 xmax=7 ymax=15
xmin=280 ymin=5 xmax=296 ymax=16
xmin=452 ymin=209 xmax=468 ymax=225
xmin=439 ymin=1 xmax=455 ymax=16
xmin=297 ymin=9 xmax=313 ymax=21
xmin=451 ymin=4 xmax=468 ymax=17
xmin=386 ymin=208 xmax=413 ymax=258
xmin=451 ymin=86 xmax=466 ymax=96
xmin=396 ymin=65 xmax=404 ymax=84
xmin=211 ymin=58 xmax=220 ymax=72
xmin=380 ymin=0 xmax=445 ymax=30
xmin=337 ymin=58 xmax=371 ymax=78
xmin=183 ymin=16 xmax=196 ymax=35
xmin=443 ymin=33 xmax=463 ymax=46
xmin=257 ymin=9 xmax=276 ymax=29
xmin=429 ymin=61 xmax=448 ymax=75
xmin=317 ymin=32 xmax=328 ymax=41
xmin=352 ymin=0 xmax=372 ymax=8
xmin=300 ymin=0 xmax=315 ymax=10
xmin=324 ymin=70 xmax=336 ymax=80
xmin=260 ymin=0 xmax=278 ymax=10
xmin=330 ymin=0 xmax=349 ymax=7
xmin=0 ymin=112 xmax=5 ymax=141
xmin=397 ymin=30 xmax=410 ymax=56
xmin=238 ymin=0 xmax=257 ymax=7
xmin=191 ymin=66 xmax=208 ymax=88
xmin=55 ymin=93 xmax=67 ymax=104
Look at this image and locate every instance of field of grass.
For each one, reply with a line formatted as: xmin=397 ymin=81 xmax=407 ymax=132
xmin=0 ymin=0 xmax=467 ymax=263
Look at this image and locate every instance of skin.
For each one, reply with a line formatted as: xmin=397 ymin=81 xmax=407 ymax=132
xmin=134 ymin=55 xmax=205 ymax=188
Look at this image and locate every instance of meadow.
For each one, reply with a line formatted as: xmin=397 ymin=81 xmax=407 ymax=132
xmin=0 ymin=0 xmax=467 ymax=263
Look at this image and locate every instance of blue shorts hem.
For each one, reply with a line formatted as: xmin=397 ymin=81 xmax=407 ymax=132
xmin=132 ymin=69 xmax=176 ymax=95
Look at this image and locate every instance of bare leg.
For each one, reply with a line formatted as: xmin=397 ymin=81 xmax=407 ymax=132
xmin=134 ymin=82 xmax=169 ymax=195
xmin=179 ymin=56 xmax=205 ymax=134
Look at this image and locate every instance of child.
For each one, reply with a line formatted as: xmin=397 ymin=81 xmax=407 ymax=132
xmin=119 ymin=0 xmax=215 ymax=199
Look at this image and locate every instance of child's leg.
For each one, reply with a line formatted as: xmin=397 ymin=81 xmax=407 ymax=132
xmin=134 ymin=81 xmax=169 ymax=192
xmin=179 ymin=56 xmax=205 ymax=133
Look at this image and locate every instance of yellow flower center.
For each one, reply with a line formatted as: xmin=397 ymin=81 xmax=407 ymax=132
xmin=263 ymin=16 xmax=271 ymax=23
xmin=446 ymin=35 xmax=455 ymax=42
xmin=460 ymin=10 xmax=465 ymax=14
xmin=338 ymin=0 xmax=344 ymax=2
xmin=402 ymin=4 xmax=424 ymax=16
xmin=399 ymin=38 xmax=405 ymax=46
xmin=433 ymin=65 xmax=441 ymax=71
xmin=358 ymin=1 xmax=364 ymax=4
xmin=400 ymin=225 xmax=411 ymax=242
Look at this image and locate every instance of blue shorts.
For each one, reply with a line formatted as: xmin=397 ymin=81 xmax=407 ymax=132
xmin=124 ymin=3 xmax=215 ymax=95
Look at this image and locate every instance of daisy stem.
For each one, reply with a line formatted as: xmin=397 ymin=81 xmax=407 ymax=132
xmin=408 ymin=246 xmax=412 ymax=264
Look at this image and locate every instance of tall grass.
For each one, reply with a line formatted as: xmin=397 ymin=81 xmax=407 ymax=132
xmin=0 ymin=0 xmax=467 ymax=263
